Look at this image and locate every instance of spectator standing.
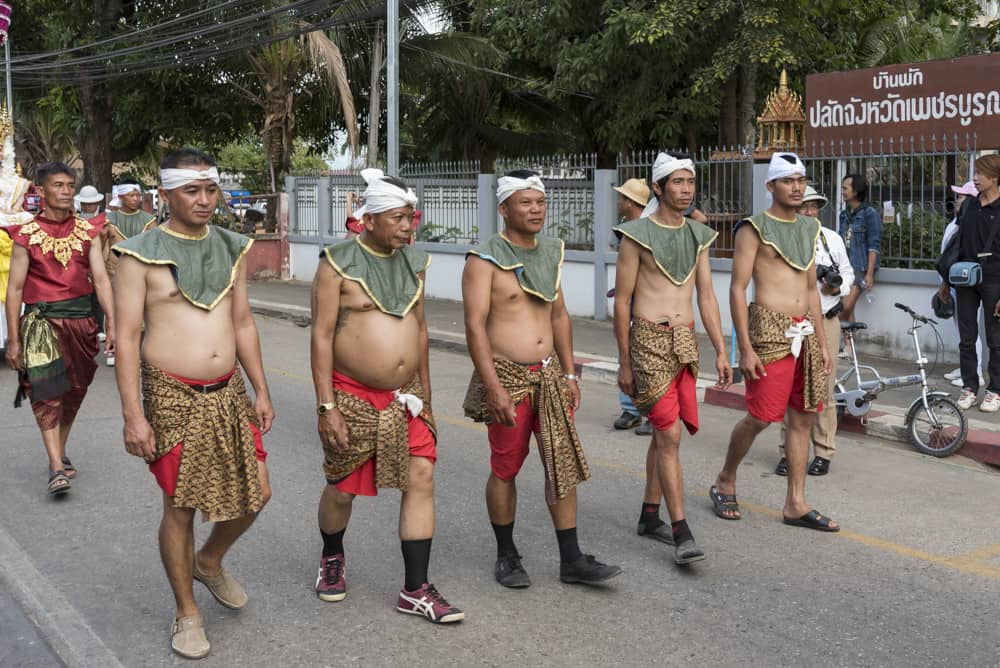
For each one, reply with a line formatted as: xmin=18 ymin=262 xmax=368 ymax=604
xmin=837 ymin=174 xmax=882 ymax=350
xmin=941 ymin=181 xmax=983 ymax=386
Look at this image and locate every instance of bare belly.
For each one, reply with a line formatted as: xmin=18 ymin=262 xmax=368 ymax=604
xmin=486 ymin=311 xmax=553 ymax=364
xmin=631 ymin=276 xmax=696 ymax=326
xmin=753 ymin=266 xmax=811 ymax=317
xmin=142 ymin=305 xmax=237 ymax=381
xmin=333 ymin=309 xmax=420 ymax=389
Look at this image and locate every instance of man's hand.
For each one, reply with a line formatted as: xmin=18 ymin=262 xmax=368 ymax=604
xmin=103 ymin=327 xmax=116 ymax=355
xmin=739 ymin=347 xmax=767 ymax=380
xmin=255 ymin=392 xmax=275 ymax=433
xmin=5 ymin=339 xmax=22 ymax=371
xmin=715 ymin=352 xmax=733 ymax=389
xmin=937 ymin=284 xmax=952 ymax=304
xmin=486 ymin=385 xmax=517 ymax=427
xmin=994 ymin=299 xmax=1000 ymax=320
xmin=318 ymin=408 xmax=349 ymax=450
xmin=617 ymin=365 xmax=635 ymax=397
xmin=123 ymin=415 xmax=157 ymax=460
xmin=864 ymin=272 xmax=875 ymax=289
xmin=821 ymin=346 xmax=832 ymax=376
xmin=565 ymin=378 xmax=581 ymax=411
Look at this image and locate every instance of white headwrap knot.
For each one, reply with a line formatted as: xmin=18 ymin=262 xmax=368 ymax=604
xmin=160 ymin=167 xmax=221 ymax=191
xmin=766 ymin=152 xmax=806 ymax=183
xmin=116 ymin=183 xmax=141 ymax=196
xmin=356 ymin=168 xmax=418 ymax=216
xmin=497 ymin=174 xmax=545 ymax=204
xmin=641 ymin=153 xmax=696 ymax=218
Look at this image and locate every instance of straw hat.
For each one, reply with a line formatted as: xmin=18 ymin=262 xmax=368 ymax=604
xmin=613 ymin=178 xmax=650 ymax=207
xmin=801 ymin=186 xmax=828 ymax=209
xmin=77 ymin=185 xmax=104 ymax=203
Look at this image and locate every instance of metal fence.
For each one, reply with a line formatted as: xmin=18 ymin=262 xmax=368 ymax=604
xmin=289 ymin=136 xmax=979 ymax=265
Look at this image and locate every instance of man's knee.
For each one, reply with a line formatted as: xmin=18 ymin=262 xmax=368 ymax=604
xmin=740 ymin=413 xmax=770 ymax=434
xmin=408 ymin=457 xmax=435 ymax=493
xmin=324 ymin=484 xmax=356 ymax=508
xmin=161 ymin=498 xmax=195 ymax=528
xmin=651 ymin=422 xmax=682 ymax=450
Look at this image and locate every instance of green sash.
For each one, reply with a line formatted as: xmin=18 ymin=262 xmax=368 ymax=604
xmin=113 ymin=225 xmax=252 ymax=311
xmin=107 ymin=210 xmax=157 ymax=239
xmin=739 ymin=212 xmax=820 ymax=271
xmin=15 ymin=295 xmax=93 ymax=407
xmin=614 ymin=217 xmax=718 ymax=286
xmin=467 ymin=233 xmax=564 ymax=302
xmin=321 ymin=237 xmax=431 ymax=318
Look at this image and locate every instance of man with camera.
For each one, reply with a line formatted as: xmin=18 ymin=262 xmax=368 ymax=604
xmin=775 ymin=187 xmax=853 ymax=477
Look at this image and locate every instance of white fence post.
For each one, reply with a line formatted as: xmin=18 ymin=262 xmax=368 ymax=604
xmin=477 ymin=173 xmax=498 ymax=244
xmin=592 ymin=169 xmax=615 ymax=321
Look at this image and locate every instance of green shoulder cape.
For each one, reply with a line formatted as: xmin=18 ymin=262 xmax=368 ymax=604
xmin=113 ymin=225 xmax=252 ymax=311
xmin=466 ymin=233 xmax=563 ymax=302
xmin=738 ymin=212 xmax=820 ymax=271
xmin=107 ymin=209 xmax=157 ymax=239
xmin=321 ymin=237 xmax=431 ymax=318
xmin=614 ymin=217 xmax=717 ymax=286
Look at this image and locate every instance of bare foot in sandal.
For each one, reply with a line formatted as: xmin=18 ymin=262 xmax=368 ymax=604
xmin=709 ymin=483 xmax=741 ymax=520
xmin=47 ymin=470 xmax=71 ymax=496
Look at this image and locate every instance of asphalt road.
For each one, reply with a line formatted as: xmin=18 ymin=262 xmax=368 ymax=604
xmin=1 ymin=315 xmax=998 ymax=667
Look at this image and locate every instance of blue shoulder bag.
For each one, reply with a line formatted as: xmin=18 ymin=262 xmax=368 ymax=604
xmin=948 ymin=219 xmax=1000 ymax=287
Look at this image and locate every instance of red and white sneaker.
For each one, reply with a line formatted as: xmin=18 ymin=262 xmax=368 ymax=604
xmin=396 ymin=583 xmax=465 ymax=624
xmin=315 ymin=554 xmax=346 ymax=602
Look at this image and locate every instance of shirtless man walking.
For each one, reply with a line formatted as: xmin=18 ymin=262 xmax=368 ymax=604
xmin=113 ymin=148 xmax=274 ymax=658
xmin=709 ymin=153 xmax=839 ymax=532
xmin=614 ymin=153 xmax=732 ymax=564
xmin=463 ymin=170 xmax=621 ymax=588
xmin=311 ymin=171 xmax=463 ymax=624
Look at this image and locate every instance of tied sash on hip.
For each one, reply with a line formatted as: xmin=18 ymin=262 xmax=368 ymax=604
xmin=323 ymin=377 xmax=435 ymax=490
xmin=747 ymin=303 xmax=827 ymax=412
xmin=628 ymin=317 xmax=699 ymax=413
xmin=142 ymin=363 xmax=263 ymax=522
xmin=15 ymin=295 xmax=93 ymax=407
xmin=463 ymin=356 xmax=590 ymax=503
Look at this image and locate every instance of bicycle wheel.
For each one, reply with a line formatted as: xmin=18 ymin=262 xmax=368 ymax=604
xmin=905 ymin=396 xmax=968 ymax=457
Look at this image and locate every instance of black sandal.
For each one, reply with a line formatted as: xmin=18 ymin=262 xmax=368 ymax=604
xmin=782 ymin=510 xmax=839 ymax=532
xmin=774 ymin=457 xmax=788 ymax=476
xmin=709 ymin=485 xmax=741 ymax=520
xmin=807 ymin=457 xmax=831 ymax=476
xmin=47 ymin=470 xmax=71 ymax=496
xmin=61 ymin=456 xmax=77 ymax=479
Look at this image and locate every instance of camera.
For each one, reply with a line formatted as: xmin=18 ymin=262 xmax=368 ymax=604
xmin=816 ymin=264 xmax=843 ymax=290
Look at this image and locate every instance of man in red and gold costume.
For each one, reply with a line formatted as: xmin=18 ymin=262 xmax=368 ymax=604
xmin=2 ymin=162 xmax=115 ymax=495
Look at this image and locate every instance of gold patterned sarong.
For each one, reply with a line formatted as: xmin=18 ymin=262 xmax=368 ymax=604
xmin=323 ymin=377 xmax=435 ymax=491
xmin=463 ymin=356 xmax=590 ymax=503
xmin=748 ymin=303 xmax=827 ymax=412
xmin=628 ymin=317 xmax=699 ymax=414
xmin=142 ymin=363 xmax=263 ymax=522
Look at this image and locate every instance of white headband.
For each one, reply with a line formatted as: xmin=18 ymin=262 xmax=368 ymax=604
xmin=160 ymin=167 xmax=221 ymax=191
xmin=116 ymin=183 xmax=141 ymax=196
xmin=651 ymin=152 xmax=695 ymax=183
xmin=497 ymin=175 xmax=545 ymax=204
xmin=358 ymin=168 xmax=418 ymax=214
xmin=767 ymin=152 xmax=806 ymax=183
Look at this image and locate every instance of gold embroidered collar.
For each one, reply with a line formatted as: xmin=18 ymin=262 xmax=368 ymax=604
xmin=20 ymin=217 xmax=94 ymax=268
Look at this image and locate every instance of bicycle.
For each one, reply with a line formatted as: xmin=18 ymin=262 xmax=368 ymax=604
xmin=834 ymin=302 xmax=968 ymax=457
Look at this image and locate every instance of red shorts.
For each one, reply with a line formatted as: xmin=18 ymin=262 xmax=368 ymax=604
xmin=148 ymin=370 xmax=268 ymax=497
xmin=329 ymin=370 xmax=436 ymax=497
xmin=744 ymin=354 xmax=823 ymax=423
xmin=647 ymin=366 xmax=699 ymax=435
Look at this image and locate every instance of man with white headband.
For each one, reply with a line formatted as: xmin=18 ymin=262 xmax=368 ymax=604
xmin=100 ymin=178 xmax=157 ymax=366
xmin=709 ymin=151 xmax=839 ymax=534
xmin=614 ymin=153 xmax=732 ymax=565
xmin=311 ymin=170 xmax=464 ymax=625
xmin=112 ymin=148 xmax=275 ymax=659
xmin=463 ymin=169 xmax=621 ymax=588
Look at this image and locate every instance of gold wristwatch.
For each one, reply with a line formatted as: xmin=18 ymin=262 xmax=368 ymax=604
xmin=317 ymin=402 xmax=336 ymax=416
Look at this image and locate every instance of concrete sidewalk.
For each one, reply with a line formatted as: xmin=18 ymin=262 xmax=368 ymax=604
xmin=249 ymin=279 xmax=1000 ymax=468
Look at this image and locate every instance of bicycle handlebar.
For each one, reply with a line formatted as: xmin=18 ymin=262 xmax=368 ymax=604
xmin=894 ymin=302 xmax=937 ymax=325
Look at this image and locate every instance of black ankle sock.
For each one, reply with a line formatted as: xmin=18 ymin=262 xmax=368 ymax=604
xmin=671 ymin=519 xmax=693 ymax=545
xmin=491 ymin=521 xmax=517 ymax=557
xmin=555 ymin=527 xmax=583 ymax=564
xmin=639 ymin=503 xmax=665 ymax=528
xmin=321 ymin=529 xmax=345 ymax=557
xmin=401 ymin=538 xmax=432 ymax=591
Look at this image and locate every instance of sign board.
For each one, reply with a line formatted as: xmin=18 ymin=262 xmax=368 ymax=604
xmin=805 ymin=52 xmax=1000 ymax=148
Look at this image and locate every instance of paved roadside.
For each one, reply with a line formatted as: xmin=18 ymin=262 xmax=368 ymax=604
xmin=0 ymin=587 xmax=64 ymax=667
xmin=249 ymin=279 xmax=1000 ymax=469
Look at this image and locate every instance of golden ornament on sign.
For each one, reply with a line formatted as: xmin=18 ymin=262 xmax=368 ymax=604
xmin=755 ymin=69 xmax=806 ymax=156
xmin=19 ymin=217 xmax=95 ymax=268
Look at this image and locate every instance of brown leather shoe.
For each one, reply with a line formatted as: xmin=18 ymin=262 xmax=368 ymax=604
xmin=193 ymin=557 xmax=248 ymax=610
xmin=171 ymin=615 xmax=210 ymax=659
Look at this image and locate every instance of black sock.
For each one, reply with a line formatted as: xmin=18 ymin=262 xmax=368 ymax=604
xmin=671 ymin=519 xmax=693 ymax=545
xmin=401 ymin=538 xmax=432 ymax=591
xmin=639 ymin=502 xmax=665 ymax=529
xmin=555 ymin=527 xmax=583 ymax=564
xmin=321 ymin=529 xmax=345 ymax=557
xmin=491 ymin=521 xmax=517 ymax=557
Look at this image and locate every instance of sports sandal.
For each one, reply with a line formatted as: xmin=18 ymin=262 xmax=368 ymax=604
xmin=61 ymin=457 xmax=77 ymax=479
xmin=782 ymin=510 xmax=840 ymax=532
xmin=709 ymin=485 xmax=740 ymax=520
xmin=47 ymin=470 xmax=71 ymax=496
